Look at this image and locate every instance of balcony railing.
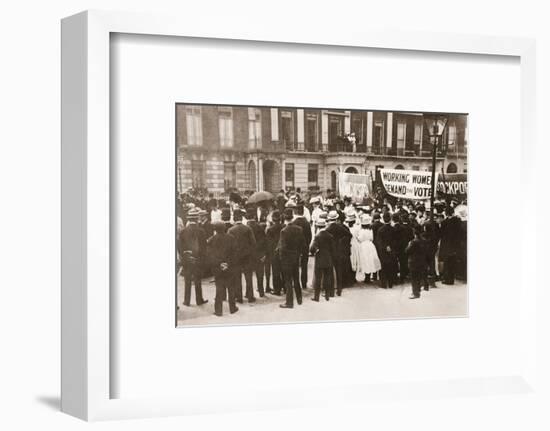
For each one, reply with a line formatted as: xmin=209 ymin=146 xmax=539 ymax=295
xmin=275 ymin=139 xmax=466 ymax=157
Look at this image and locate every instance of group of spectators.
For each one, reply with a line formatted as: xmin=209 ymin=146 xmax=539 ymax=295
xmin=177 ymin=187 xmax=467 ymax=316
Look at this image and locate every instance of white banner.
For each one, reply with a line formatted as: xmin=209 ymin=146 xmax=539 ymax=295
xmin=338 ymin=173 xmax=370 ymax=202
xmin=380 ymin=169 xmax=437 ymax=200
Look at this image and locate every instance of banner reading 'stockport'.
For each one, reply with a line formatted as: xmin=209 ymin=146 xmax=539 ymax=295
xmin=436 ymin=173 xmax=468 ymax=199
xmin=379 ymin=169 xmax=438 ymax=200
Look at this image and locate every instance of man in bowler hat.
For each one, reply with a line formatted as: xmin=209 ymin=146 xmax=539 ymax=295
xmin=227 ymin=209 xmax=257 ymax=303
xmin=278 ymin=208 xmax=307 ymax=308
xmin=178 ymin=208 xmax=208 ymax=306
xmin=246 ymin=208 xmax=268 ymax=297
xmin=266 ymin=210 xmax=283 ymax=295
xmin=376 ymin=212 xmax=398 ymax=289
xmin=207 ymin=222 xmax=239 ymax=316
xmin=405 ymin=226 xmax=428 ymax=299
xmin=292 ymin=203 xmax=312 ymax=289
xmin=325 ymin=210 xmax=352 ymax=296
xmin=309 ymin=217 xmax=336 ymax=301
xmin=439 ymin=207 xmax=462 ymax=285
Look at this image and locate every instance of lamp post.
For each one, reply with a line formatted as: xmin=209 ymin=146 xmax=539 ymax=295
xmin=424 ymin=114 xmax=448 ymax=220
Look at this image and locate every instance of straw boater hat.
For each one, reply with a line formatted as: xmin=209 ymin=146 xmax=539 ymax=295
xmin=327 ymin=210 xmax=339 ymax=221
xmin=345 ymin=213 xmax=356 ymax=223
xmin=315 ymin=218 xmax=327 ymax=228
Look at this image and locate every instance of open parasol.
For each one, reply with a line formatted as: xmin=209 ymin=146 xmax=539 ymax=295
xmin=247 ymin=191 xmax=274 ymax=204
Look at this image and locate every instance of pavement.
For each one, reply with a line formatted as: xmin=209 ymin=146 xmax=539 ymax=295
xmin=177 ymin=260 xmax=467 ymax=327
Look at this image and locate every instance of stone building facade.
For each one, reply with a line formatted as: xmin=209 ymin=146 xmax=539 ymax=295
xmin=176 ymin=104 xmax=467 ymax=195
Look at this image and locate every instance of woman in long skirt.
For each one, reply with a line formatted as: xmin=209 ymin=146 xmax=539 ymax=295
xmin=355 ymin=215 xmax=382 ymax=283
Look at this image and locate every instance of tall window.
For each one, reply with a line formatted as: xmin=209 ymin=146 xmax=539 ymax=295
xmin=285 ymin=163 xmax=295 ymax=190
xmin=280 ymin=110 xmax=295 ymax=151
xmin=396 ymin=121 xmax=406 ymax=152
xmin=351 ymin=113 xmax=364 ymax=151
xmin=218 ymin=107 xmax=233 ymax=148
xmin=373 ymin=120 xmax=384 ymax=154
xmin=414 ymin=122 xmax=422 ymax=149
xmin=248 ymin=108 xmax=262 ymax=149
xmin=305 ymin=112 xmax=318 ymax=152
xmin=308 ymin=164 xmax=318 ymax=188
xmin=185 ymin=106 xmax=202 ymax=146
xmin=223 ymin=161 xmax=236 ymax=190
xmin=447 ymin=122 xmax=457 ymax=150
xmin=328 ymin=116 xmax=344 ymax=152
xmin=331 ymin=171 xmax=337 ymax=191
xmin=191 ymin=160 xmax=206 ymax=189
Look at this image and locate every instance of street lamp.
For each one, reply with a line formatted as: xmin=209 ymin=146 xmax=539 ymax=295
xmin=424 ymin=114 xmax=448 ymax=220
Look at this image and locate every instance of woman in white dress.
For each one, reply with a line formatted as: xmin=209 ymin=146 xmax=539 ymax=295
xmin=346 ymin=213 xmax=361 ymax=277
xmin=355 ymin=215 xmax=382 ymax=283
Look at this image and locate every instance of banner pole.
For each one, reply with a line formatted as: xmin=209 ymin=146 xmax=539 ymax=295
xmin=430 ymin=136 xmax=438 ymax=221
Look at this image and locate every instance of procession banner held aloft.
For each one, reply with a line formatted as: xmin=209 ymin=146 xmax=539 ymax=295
xmin=338 ymin=173 xmax=370 ymax=202
xmin=379 ymin=168 xmax=437 ymax=200
xmin=436 ymin=173 xmax=468 ymax=199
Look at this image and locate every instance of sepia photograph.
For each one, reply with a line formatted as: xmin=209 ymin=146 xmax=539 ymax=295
xmin=176 ymin=104 xmax=468 ymax=326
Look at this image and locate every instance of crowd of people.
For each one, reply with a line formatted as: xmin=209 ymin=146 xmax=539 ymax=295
xmin=177 ymin=187 xmax=467 ymax=317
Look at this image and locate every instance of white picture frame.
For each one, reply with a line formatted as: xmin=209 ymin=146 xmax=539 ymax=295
xmin=61 ymin=9 xmax=539 ymax=421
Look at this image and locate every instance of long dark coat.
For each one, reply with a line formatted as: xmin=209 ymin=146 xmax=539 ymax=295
xmin=206 ymin=232 xmax=235 ymax=277
xmin=227 ymin=222 xmax=256 ymax=265
xmin=248 ymin=220 xmax=267 ymax=259
xmin=325 ymin=222 xmax=352 ymax=262
xmin=292 ymin=216 xmax=312 ymax=247
xmin=438 ymin=216 xmax=463 ymax=259
xmin=277 ymin=223 xmax=307 ymax=267
xmin=178 ymin=223 xmax=207 ymax=261
xmin=266 ymin=222 xmax=283 ymax=258
xmin=375 ymin=223 xmax=398 ymax=267
xmin=309 ymin=230 xmax=336 ymax=269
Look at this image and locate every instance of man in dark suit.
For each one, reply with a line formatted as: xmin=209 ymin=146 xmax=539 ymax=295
xmin=259 ymin=209 xmax=272 ymax=292
xmin=198 ymin=209 xmax=214 ymax=278
xmin=207 ymin=222 xmax=239 ymax=316
xmin=423 ymin=209 xmax=441 ymax=288
xmin=266 ymin=210 xmax=283 ymax=295
xmin=247 ymin=208 xmax=267 ymax=297
xmin=325 ymin=210 xmax=352 ymax=296
xmin=278 ymin=209 xmax=307 ymax=308
xmin=227 ymin=209 xmax=257 ymax=303
xmin=292 ymin=203 xmax=312 ymax=290
xmin=221 ymin=207 xmax=232 ymax=232
xmin=309 ymin=217 xmax=336 ymax=301
xmin=396 ymin=213 xmax=414 ymax=283
xmin=371 ymin=212 xmax=383 ymax=244
xmin=405 ymin=226 xmax=428 ymax=299
xmin=439 ymin=207 xmax=462 ymax=285
xmin=199 ymin=209 xmax=213 ymax=240
xmin=375 ymin=212 xmax=398 ymax=289
xmin=178 ymin=208 xmax=208 ymax=306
